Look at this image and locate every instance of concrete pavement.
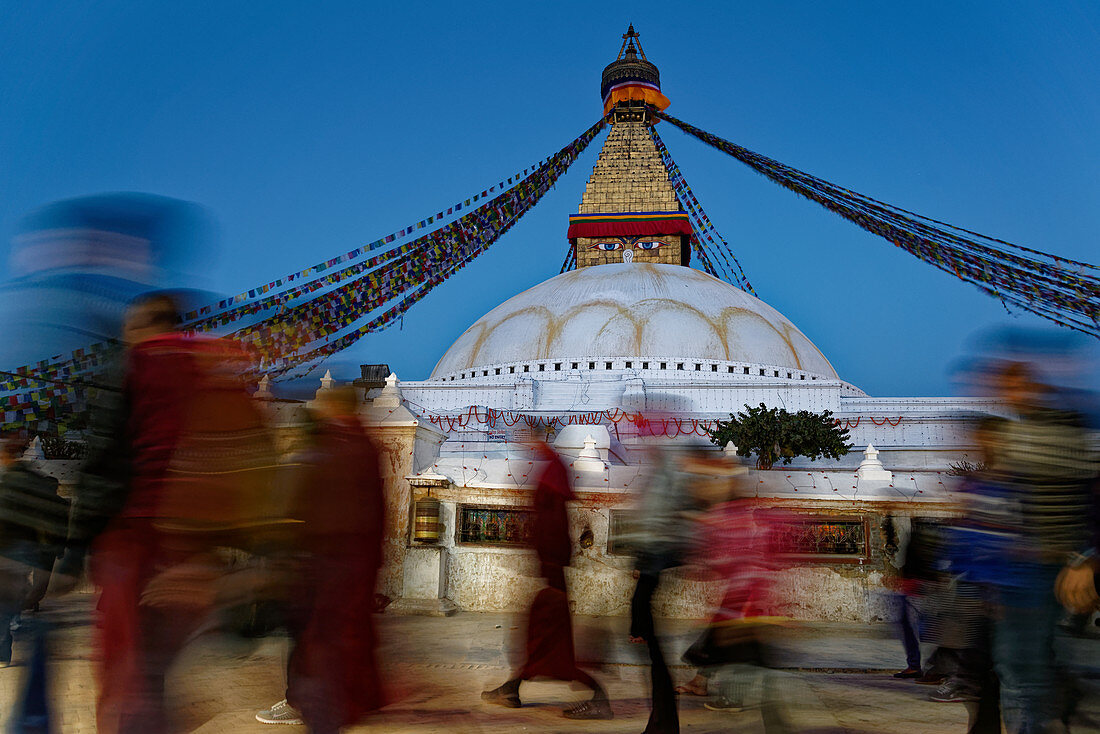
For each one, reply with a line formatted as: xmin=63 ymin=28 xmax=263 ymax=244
xmin=1 ymin=594 xmax=1098 ymax=732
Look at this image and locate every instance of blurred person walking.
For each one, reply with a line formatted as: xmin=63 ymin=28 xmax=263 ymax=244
xmin=973 ymin=359 xmax=1099 ymax=734
xmin=687 ymin=467 xmax=793 ymax=733
xmin=53 ymin=291 xmax=276 ymax=733
xmin=881 ymin=514 xmax=924 ymax=680
xmin=480 ymin=440 xmax=612 ymax=720
xmin=255 ymin=385 xmax=387 ymax=733
xmin=625 ymin=440 xmax=722 ymax=734
xmin=0 ymin=432 xmax=67 ymax=668
xmin=0 ymin=431 xmax=70 ymax=734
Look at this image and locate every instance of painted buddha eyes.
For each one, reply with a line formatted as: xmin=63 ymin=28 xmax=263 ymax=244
xmin=587 ymin=238 xmax=670 ymax=251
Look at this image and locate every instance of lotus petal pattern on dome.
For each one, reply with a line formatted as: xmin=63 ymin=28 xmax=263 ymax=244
xmin=431 ymin=264 xmax=837 ymax=379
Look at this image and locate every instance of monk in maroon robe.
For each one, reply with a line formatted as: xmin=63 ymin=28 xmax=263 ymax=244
xmin=60 ymin=292 xmax=267 ymax=733
xmin=256 ymin=386 xmax=386 ymax=733
xmin=481 ymin=441 xmax=612 ymax=720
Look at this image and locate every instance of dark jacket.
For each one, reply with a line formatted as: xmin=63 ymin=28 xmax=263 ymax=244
xmin=0 ymin=460 xmax=69 ymax=568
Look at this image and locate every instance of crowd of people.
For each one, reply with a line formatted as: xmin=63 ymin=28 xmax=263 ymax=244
xmin=884 ymin=358 xmax=1100 ymax=734
xmin=1 ymin=292 xmax=387 ymax=733
xmin=1 ymin=329 xmax=801 ymax=733
xmin=0 ymin=309 xmax=1097 ymax=734
xmin=0 ymin=198 xmax=1096 ymax=734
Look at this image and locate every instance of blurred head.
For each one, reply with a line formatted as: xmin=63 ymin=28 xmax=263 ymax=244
xmin=679 ymin=444 xmax=745 ymax=505
xmin=0 ymin=194 xmax=212 ymax=367
xmin=992 ymin=360 xmax=1045 ymax=412
xmin=314 ymin=385 xmax=359 ymax=421
xmin=0 ymin=431 xmax=28 ymax=467
xmin=123 ymin=291 xmax=180 ymax=345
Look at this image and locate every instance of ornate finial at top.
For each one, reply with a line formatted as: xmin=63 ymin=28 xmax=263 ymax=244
xmin=616 ymin=23 xmax=648 ymax=61
xmin=601 ymin=25 xmax=668 ymax=119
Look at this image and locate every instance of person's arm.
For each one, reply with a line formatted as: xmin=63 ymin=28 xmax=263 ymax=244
xmin=1056 ymin=478 xmax=1100 ymax=613
xmin=56 ymin=374 xmax=131 ymax=578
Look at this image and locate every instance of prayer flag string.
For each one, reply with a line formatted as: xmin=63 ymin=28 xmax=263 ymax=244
xmin=1 ymin=118 xmax=607 ymax=429
xmin=654 ymin=108 xmax=1100 ymax=337
xmin=650 ymin=126 xmax=756 ymax=294
xmin=231 ymin=117 xmax=607 ymax=376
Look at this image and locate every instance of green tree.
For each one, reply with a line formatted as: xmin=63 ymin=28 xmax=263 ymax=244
xmin=708 ymin=403 xmax=852 ymax=470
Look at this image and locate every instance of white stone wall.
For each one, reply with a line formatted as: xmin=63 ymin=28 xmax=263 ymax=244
xmin=420 ymin=495 xmax=929 ymax=623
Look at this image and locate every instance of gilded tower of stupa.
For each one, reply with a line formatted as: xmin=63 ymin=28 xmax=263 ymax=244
xmin=568 ymin=26 xmax=692 ymax=268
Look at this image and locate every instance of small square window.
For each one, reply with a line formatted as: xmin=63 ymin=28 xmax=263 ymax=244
xmin=642 ymin=361 xmax=650 ymax=369
xmin=571 ymin=362 xmax=578 ymax=369
xmin=727 ymin=366 xmax=734 ymax=373
xmin=787 ymin=372 xmax=792 ymax=379
xmin=554 ymin=363 xmax=562 ymax=371
xmin=605 ymin=361 xmax=612 ymax=369
xmin=800 ymin=374 xmax=805 ymax=380
xmin=694 ymin=363 xmax=701 ymax=371
xmin=625 ymin=361 xmax=632 ymax=368
xmin=523 ymin=365 xmax=530 ymax=372
xmin=589 ymin=361 xmax=595 ymax=369
xmin=494 ymin=368 xmax=501 ymax=375
xmin=712 ymin=364 xmax=718 ymax=372
xmin=759 ymin=369 xmax=765 ymax=376
xmin=774 ymin=370 xmax=780 ymax=377
xmin=743 ymin=367 xmax=749 ymax=375
xmin=509 ymin=366 xmax=515 ymax=373
xmin=483 ymin=370 xmax=489 ymax=376
xmin=677 ymin=363 xmax=684 ymax=370
xmin=539 ymin=364 xmax=545 ymax=372
xmin=660 ymin=362 xmax=667 ymax=369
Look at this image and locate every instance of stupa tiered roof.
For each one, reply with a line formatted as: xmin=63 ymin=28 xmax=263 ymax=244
xmin=432 ymin=28 xmax=837 ymax=386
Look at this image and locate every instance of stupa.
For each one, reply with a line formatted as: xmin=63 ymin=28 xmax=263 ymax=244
xmin=371 ymin=29 xmax=998 ymax=621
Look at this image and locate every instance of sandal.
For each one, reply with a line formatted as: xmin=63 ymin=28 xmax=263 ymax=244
xmin=675 ymin=681 xmax=708 ymax=696
xmin=562 ymin=698 xmax=613 ymax=720
xmin=481 ymin=683 xmax=521 ymax=708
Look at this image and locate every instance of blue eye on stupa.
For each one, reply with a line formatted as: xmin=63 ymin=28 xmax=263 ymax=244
xmin=589 ymin=241 xmax=621 ymax=251
xmin=635 ymin=240 xmax=667 ymax=250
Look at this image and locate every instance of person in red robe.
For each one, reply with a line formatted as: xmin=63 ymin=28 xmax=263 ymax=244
xmin=481 ymin=440 xmax=612 ymax=720
xmin=55 ymin=292 xmax=264 ymax=733
xmin=255 ymin=385 xmax=386 ymax=733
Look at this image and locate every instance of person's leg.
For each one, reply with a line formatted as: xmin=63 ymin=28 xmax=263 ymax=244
xmin=561 ymin=667 xmax=614 ymax=720
xmin=632 ymin=572 xmax=678 ymax=734
xmin=967 ymin=666 xmax=1001 ymax=734
xmin=92 ymin=524 xmax=154 ymax=734
xmin=0 ymin=562 xmax=24 ymax=665
xmin=679 ymin=626 xmax=720 ymax=693
xmin=992 ymin=580 xmax=1060 ymax=734
xmin=287 ymin=554 xmax=386 ymax=730
xmin=482 ymin=581 xmax=530 ymax=708
xmin=898 ymin=593 xmax=922 ymax=672
xmin=23 ymin=553 xmax=55 ymax=612
xmin=952 ymin=647 xmax=990 ymax=696
xmin=12 ymin=615 xmax=52 ymax=732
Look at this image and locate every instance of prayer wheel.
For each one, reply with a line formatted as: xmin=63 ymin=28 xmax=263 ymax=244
xmin=413 ymin=497 xmax=442 ymax=544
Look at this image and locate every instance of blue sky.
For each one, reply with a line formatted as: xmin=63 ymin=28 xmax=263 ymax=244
xmin=1 ymin=2 xmax=1098 ymax=397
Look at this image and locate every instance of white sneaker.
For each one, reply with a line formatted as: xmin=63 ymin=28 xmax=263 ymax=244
xmin=255 ymin=699 xmax=304 ymax=725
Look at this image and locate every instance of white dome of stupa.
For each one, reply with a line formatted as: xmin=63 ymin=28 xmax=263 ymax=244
xmin=430 ymin=263 xmax=837 ymax=380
